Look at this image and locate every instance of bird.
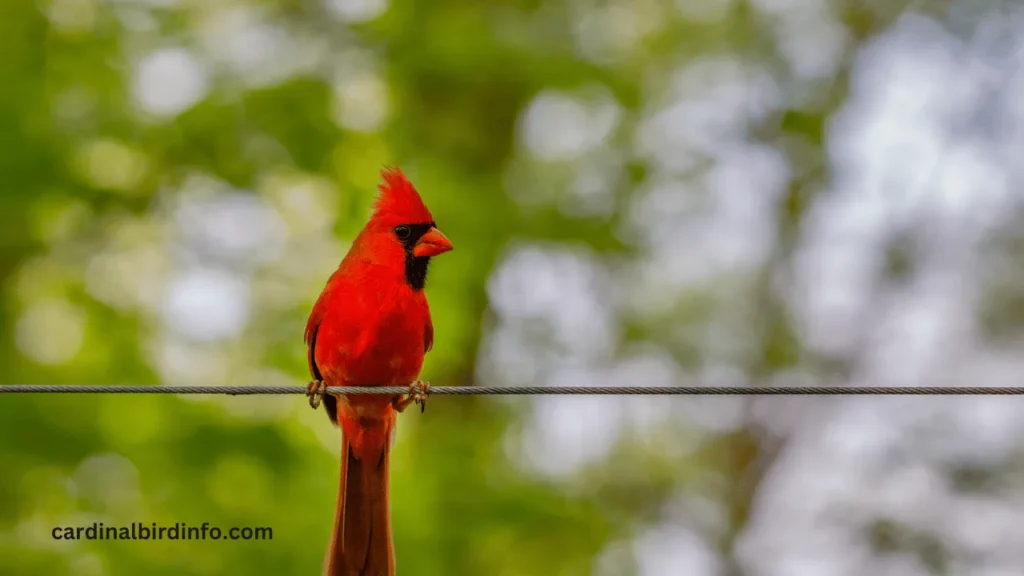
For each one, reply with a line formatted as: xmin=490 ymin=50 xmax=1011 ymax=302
xmin=303 ymin=167 xmax=453 ymax=576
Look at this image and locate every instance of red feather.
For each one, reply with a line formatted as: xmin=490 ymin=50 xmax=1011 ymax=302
xmin=306 ymin=167 xmax=450 ymax=576
xmin=373 ymin=166 xmax=435 ymax=226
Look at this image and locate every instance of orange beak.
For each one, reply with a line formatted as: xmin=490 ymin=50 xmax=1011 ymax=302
xmin=413 ymin=227 xmax=453 ymax=258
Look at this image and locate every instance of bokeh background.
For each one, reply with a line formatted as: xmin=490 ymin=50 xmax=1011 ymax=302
xmin=3 ymin=0 xmax=1024 ymax=574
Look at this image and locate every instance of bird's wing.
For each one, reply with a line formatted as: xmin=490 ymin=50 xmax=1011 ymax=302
xmin=424 ymin=317 xmax=434 ymax=355
xmin=305 ymin=294 xmax=327 ymax=383
xmin=305 ymin=275 xmax=339 ymax=424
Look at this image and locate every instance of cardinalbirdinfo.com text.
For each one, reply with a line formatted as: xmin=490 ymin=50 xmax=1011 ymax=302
xmin=51 ymin=522 xmax=272 ymax=541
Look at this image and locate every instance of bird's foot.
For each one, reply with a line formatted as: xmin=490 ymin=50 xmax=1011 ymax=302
xmin=306 ymin=380 xmax=327 ymax=410
xmin=392 ymin=381 xmax=431 ymax=414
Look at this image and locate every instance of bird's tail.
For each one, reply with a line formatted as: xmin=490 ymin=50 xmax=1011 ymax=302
xmin=325 ymin=418 xmax=395 ymax=576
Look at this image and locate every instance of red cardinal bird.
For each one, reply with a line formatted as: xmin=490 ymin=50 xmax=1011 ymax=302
xmin=304 ymin=167 xmax=453 ymax=576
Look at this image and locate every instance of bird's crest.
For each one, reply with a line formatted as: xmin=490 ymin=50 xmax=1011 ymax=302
xmin=372 ymin=167 xmax=434 ymax=225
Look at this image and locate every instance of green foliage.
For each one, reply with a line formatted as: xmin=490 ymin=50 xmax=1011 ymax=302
xmin=0 ymin=0 xmax=941 ymax=574
xmin=0 ymin=0 xmax=629 ymax=573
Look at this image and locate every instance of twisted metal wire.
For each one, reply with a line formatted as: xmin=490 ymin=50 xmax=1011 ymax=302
xmin=1 ymin=385 xmax=1023 ymax=395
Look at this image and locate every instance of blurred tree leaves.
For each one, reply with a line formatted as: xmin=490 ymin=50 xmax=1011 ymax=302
xmin=0 ymin=0 xmax=980 ymax=575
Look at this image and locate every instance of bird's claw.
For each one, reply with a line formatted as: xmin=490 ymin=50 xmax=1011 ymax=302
xmin=411 ymin=380 xmax=430 ymax=413
xmin=306 ymin=380 xmax=327 ymax=410
xmin=393 ymin=381 xmax=431 ymax=414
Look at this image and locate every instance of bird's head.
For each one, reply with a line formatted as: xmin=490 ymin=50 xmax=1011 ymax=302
xmin=367 ymin=166 xmax=453 ymax=290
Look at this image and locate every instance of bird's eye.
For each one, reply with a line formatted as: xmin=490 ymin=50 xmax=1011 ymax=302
xmin=395 ymin=225 xmax=411 ymax=241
